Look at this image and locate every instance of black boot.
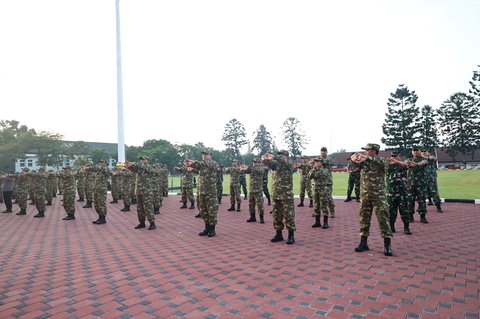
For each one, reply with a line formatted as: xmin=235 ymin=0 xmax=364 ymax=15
xmin=2 ymin=209 xmax=12 ymax=213
xmin=92 ymin=217 xmax=101 ymax=224
xmin=110 ymin=199 xmax=118 ymax=204
xmin=404 ymin=222 xmax=412 ymax=235
xmin=207 ymin=225 xmax=216 ymax=237
xmin=427 ymin=198 xmax=433 ymax=206
xmin=154 ymin=207 xmax=160 ymax=215
xmin=436 ymin=204 xmax=443 ymax=212
xmin=322 ymin=216 xmax=329 ymax=229
xmin=355 ymin=236 xmax=369 ymax=252
xmin=384 ymin=238 xmax=393 ymax=256
xmin=199 ymin=224 xmax=210 ymax=236
xmin=218 ymin=196 xmax=222 ymax=204
xmin=77 ymin=198 xmax=85 ymax=202
xmin=420 ymin=215 xmax=428 ymax=223
xmin=267 ymin=198 xmax=271 ymax=206
xmin=246 ymin=213 xmax=256 ymax=222
xmin=297 ymin=199 xmax=304 ymax=207
xmin=135 ymin=222 xmax=146 ymax=229
xmin=227 ymin=204 xmax=235 ymax=211
xmin=390 ymin=221 xmax=396 ymax=233
xmin=189 ymin=201 xmax=195 ymax=209
xmin=16 ymin=208 xmax=27 ymax=215
xmin=83 ymin=201 xmax=92 ymax=208
xmin=63 ymin=213 xmax=75 ymax=220
xmin=271 ymin=230 xmax=284 ymax=242
xmin=344 ymin=197 xmax=352 ymax=202
xmin=121 ymin=206 xmax=130 ymax=211
xmin=180 ymin=202 xmax=187 ymax=209
xmin=259 ymin=214 xmax=264 ymax=224
xmin=96 ymin=216 xmax=106 ymax=224
xmin=148 ymin=222 xmax=156 ymax=230
xmin=34 ymin=211 xmax=45 ymax=218
xmin=194 ymin=213 xmax=201 ymax=218
xmin=409 ymin=213 xmax=414 ymax=222
xmin=311 ymin=215 xmax=321 ymax=228
xmin=244 ymin=195 xmax=247 ymax=200
xmin=236 ymin=203 xmax=241 ymax=212
xmin=46 ymin=200 xmax=52 ymax=206
xmin=309 ymin=199 xmax=313 ymax=208
xmin=286 ymin=230 xmax=295 ymax=244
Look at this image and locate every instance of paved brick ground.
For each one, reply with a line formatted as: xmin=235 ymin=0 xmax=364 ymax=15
xmin=0 ymin=195 xmax=479 ymax=319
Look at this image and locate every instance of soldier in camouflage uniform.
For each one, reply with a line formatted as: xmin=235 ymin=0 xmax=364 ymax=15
xmin=110 ymin=167 xmax=121 ymax=204
xmin=351 ymin=143 xmax=393 ymax=256
xmin=161 ymin=164 xmax=169 ymax=197
xmin=421 ymin=149 xmax=442 ymax=212
xmin=152 ymin=163 xmax=163 ymax=214
xmin=262 ymin=150 xmax=296 ymax=244
xmin=60 ymin=166 xmax=77 ymax=220
xmin=263 ymin=168 xmax=271 ymax=206
xmin=308 ymin=158 xmax=330 ymax=229
xmin=240 ymin=159 xmax=265 ymax=223
xmin=15 ymin=168 xmax=30 ymax=215
xmin=296 ymin=156 xmax=313 ymax=208
xmin=0 ymin=172 xmax=14 ymax=213
xmin=87 ymin=160 xmax=110 ymax=224
xmin=75 ymin=169 xmax=85 ymax=202
xmin=32 ymin=167 xmax=47 ymax=218
xmin=224 ymin=159 xmax=242 ymax=212
xmin=407 ymin=147 xmax=429 ymax=223
xmin=320 ymin=147 xmax=336 ymax=218
xmin=83 ymin=166 xmax=95 ymax=208
xmin=120 ymin=167 xmax=133 ymax=211
xmin=28 ymin=173 xmax=35 ymax=205
xmin=45 ymin=170 xmax=55 ymax=206
xmin=57 ymin=174 xmax=64 ymax=195
xmin=239 ymin=171 xmax=248 ymax=200
xmin=185 ymin=150 xmax=218 ymax=237
xmin=345 ymin=155 xmax=361 ymax=202
xmin=386 ymin=152 xmax=412 ymax=235
xmin=126 ymin=156 xmax=156 ymax=230
xmin=174 ymin=163 xmax=195 ymax=209
xmin=216 ymin=165 xmax=223 ymax=204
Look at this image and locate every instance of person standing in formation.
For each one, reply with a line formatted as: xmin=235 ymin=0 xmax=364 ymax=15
xmin=224 ymin=159 xmax=242 ymax=212
xmin=319 ymin=147 xmax=336 ymax=218
xmin=240 ymin=159 xmax=265 ymax=224
xmin=308 ymin=158 xmax=330 ymax=229
xmin=173 ymin=163 xmax=195 ymax=209
xmin=0 ymin=172 xmax=14 ymax=213
xmin=32 ymin=167 xmax=47 ymax=218
xmin=421 ymin=149 xmax=442 ymax=212
xmin=83 ymin=165 xmax=95 ymax=209
xmin=262 ymin=150 xmax=296 ymax=244
xmin=120 ymin=166 xmax=133 ymax=212
xmin=15 ymin=168 xmax=30 ymax=215
xmin=407 ymin=147 xmax=429 ymax=224
xmin=87 ymin=160 xmax=110 ymax=225
xmin=75 ymin=168 xmax=85 ymax=202
xmin=345 ymin=154 xmax=361 ymax=202
xmin=296 ymin=156 xmax=313 ymax=208
xmin=60 ymin=166 xmax=76 ymax=220
xmin=239 ymin=171 xmax=248 ymax=200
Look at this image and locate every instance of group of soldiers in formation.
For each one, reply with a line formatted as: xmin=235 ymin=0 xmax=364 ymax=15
xmin=0 ymin=144 xmax=442 ymax=256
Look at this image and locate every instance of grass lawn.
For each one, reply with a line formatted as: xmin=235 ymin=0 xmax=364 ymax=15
xmin=168 ymin=170 xmax=480 ymax=200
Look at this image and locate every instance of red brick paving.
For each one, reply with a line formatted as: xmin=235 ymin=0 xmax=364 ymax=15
xmin=1 ymin=196 xmax=479 ymax=319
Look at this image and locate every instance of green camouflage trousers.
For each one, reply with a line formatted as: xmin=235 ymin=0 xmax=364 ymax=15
xmin=359 ymin=193 xmax=392 ymax=238
xmin=182 ymin=187 xmax=194 ymax=204
xmin=426 ymin=177 xmax=441 ymax=205
xmin=387 ymin=191 xmax=409 ymax=224
xmin=347 ymin=174 xmax=360 ymax=199
xmin=137 ymin=193 xmax=154 ymax=223
xmin=272 ymin=197 xmax=296 ymax=231
xmin=122 ymin=182 xmax=132 ymax=207
xmin=153 ymin=188 xmax=163 ymax=210
xmin=63 ymin=190 xmax=76 ymax=214
xmin=93 ymin=189 xmax=107 ymax=216
xmin=34 ymin=191 xmax=46 ymax=212
xmin=326 ymin=184 xmax=335 ymax=216
xmin=198 ymin=194 xmax=218 ymax=226
xmin=17 ymin=190 xmax=28 ymax=210
xmin=299 ymin=176 xmax=313 ymax=201
xmin=85 ymin=182 xmax=94 ymax=203
xmin=229 ymin=184 xmax=241 ymax=206
xmin=409 ymin=184 xmax=427 ymax=215
xmin=313 ymin=188 xmax=329 ymax=217
xmin=248 ymin=191 xmax=264 ymax=215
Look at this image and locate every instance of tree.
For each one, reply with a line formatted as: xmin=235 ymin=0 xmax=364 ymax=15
xmin=252 ymin=124 xmax=273 ymax=155
xmin=281 ymin=117 xmax=309 ymax=158
xmin=141 ymin=139 xmax=181 ymax=171
xmin=418 ymin=105 xmax=439 ymax=152
xmin=382 ymin=84 xmax=421 ymax=157
xmin=90 ymin=148 xmax=110 ymax=164
xmin=437 ymin=92 xmax=479 ymax=168
xmin=221 ymin=119 xmax=248 ymax=159
xmin=468 ymin=65 xmax=480 ymax=104
xmin=0 ymin=120 xmax=36 ymax=171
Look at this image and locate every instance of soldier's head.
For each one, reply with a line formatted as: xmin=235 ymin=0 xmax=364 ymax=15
xmin=420 ymin=149 xmax=430 ymax=156
xmin=301 ymin=155 xmax=308 ymax=163
xmin=63 ymin=166 xmax=72 ymax=171
xmin=201 ymin=150 xmax=212 ymax=160
xmin=277 ymin=150 xmax=289 ymax=158
xmin=313 ymin=157 xmax=323 ymax=168
xmin=411 ymin=147 xmax=421 ymax=157
xmin=253 ymin=158 xmax=261 ymax=167
xmin=139 ymin=156 xmax=150 ymax=164
xmin=390 ymin=151 xmax=399 ymax=158
xmin=98 ymin=159 xmax=108 ymax=166
xmin=320 ymin=147 xmax=328 ymax=157
xmin=361 ymin=143 xmax=380 ymax=156
xmin=231 ymin=159 xmax=238 ymax=167
xmin=38 ymin=166 xmax=46 ymax=172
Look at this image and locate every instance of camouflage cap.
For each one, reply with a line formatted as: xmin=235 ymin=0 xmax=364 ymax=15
xmin=301 ymin=155 xmax=307 ymax=159
xmin=277 ymin=150 xmax=289 ymax=156
xmin=361 ymin=143 xmax=380 ymax=151
xmin=313 ymin=157 xmax=322 ymax=162
xmin=98 ymin=159 xmax=107 ymax=163
xmin=231 ymin=159 xmax=238 ymax=162
xmin=201 ymin=150 xmax=212 ymax=155
xmin=411 ymin=146 xmax=420 ymax=151
xmin=321 ymin=147 xmax=328 ymax=151
xmin=63 ymin=165 xmax=72 ymax=170
xmin=38 ymin=166 xmax=46 ymax=171
xmin=253 ymin=158 xmax=261 ymax=163
xmin=139 ymin=156 xmax=150 ymax=161
xmin=390 ymin=151 xmax=399 ymax=157
xmin=22 ymin=167 xmax=30 ymax=172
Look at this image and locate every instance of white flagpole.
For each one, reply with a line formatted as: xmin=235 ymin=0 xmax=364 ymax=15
xmin=116 ymin=0 xmax=126 ymax=163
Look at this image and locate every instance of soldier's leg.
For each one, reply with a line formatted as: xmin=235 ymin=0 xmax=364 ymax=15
xmin=306 ymin=180 xmax=313 ymax=207
xmin=354 ymin=176 xmax=360 ymax=200
xmin=283 ymin=197 xmax=296 ymax=244
xmin=312 ymin=190 xmax=321 ymax=228
xmin=228 ymin=185 xmax=235 ymax=210
xmin=181 ymin=187 xmax=187 ymax=206
xmin=144 ymin=193 xmax=155 ymax=227
xmin=346 ymin=175 xmax=354 ymax=200
xmin=137 ymin=195 xmax=146 ymax=223
xmin=387 ymin=194 xmax=398 ymax=225
xmin=372 ymin=196 xmax=392 ymax=238
xmin=416 ymin=186 xmax=428 ymax=222
xmin=206 ymin=194 xmax=218 ymax=237
xmin=234 ymin=184 xmax=241 ymax=208
xmin=299 ymin=179 xmax=306 ymax=204
xmin=358 ymin=198 xmax=373 ymax=237
xmin=256 ymin=192 xmax=264 ymax=223
xmin=198 ymin=195 xmax=210 ymax=236
xmin=327 ymin=184 xmax=335 ymax=217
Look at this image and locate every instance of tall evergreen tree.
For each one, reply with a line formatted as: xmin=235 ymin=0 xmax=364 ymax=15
xmin=418 ymin=105 xmax=439 ymax=152
xmin=381 ymin=84 xmax=421 ymax=156
xmin=437 ymin=92 xmax=480 ymax=168
xmin=281 ymin=117 xmax=309 ymax=159
xmin=252 ymin=124 xmax=273 ymax=155
xmin=221 ymin=119 xmax=247 ymax=159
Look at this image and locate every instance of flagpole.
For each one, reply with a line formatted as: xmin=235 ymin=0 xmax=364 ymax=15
xmin=116 ymin=0 xmax=126 ymax=163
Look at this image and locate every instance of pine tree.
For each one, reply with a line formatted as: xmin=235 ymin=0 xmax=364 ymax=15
xmin=418 ymin=105 xmax=439 ymax=152
xmin=381 ymin=84 xmax=421 ymax=157
xmin=221 ymin=119 xmax=248 ymax=159
xmin=281 ymin=117 xmax=309 ymax=159
xmin=252 ymin=124 xmax=273 ymax=155
xmin=437 ymin=92 xmax=480 ymax=168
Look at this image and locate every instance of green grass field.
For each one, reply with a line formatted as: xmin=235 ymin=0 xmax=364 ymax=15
xmin=168 ymin=170 xmax=480 ymax=199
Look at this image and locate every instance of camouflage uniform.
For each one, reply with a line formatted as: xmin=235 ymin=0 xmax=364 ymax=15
xmin=216 ymin=166 xmax=223 ymax=203
xmin=84 ymin=169 xmax=95 ymax=207
xmin=110 ymin=168 xmax=121 ymax=203
xmin=152 ymin=165 xmax=162 ymax=214
xmin=262 ymin=154 xmax=296 ymax=234
xmin=239 ymin=172 xmax=248 ymax=199
xmin=225 ymin=165 xmax=241 ymax=210
xmin=309 ymin=167 xmax=330 ymax=218
xmin=121 ymin=169 xmax=134 ymax=209
xmin=75 ymin=170 xmax=85 ymax=202
xmin=262 ymin=168 xmax=271 ymax=205
xmin=161 ymin=166 xmax=169 ymax=197
xmin=128 ymin=162 xmax=155 ymax=224
xmin=88 ymin=164 xmax=110 ymax=219
xmin=320 ymin=156 xmax=335 ymax=217
xmin=32 ymin=169 xmax=47 ymax=216
xmin=297 ymin=162 xmax=313 ymax=206
xmin=15 ymin=170 xmax=29 ymax=215
xmin=386 ymin=163 xmax=410 ymax=228
xmin=57 ymin=175 xmax=64 ymax=195
xmin=357 ymin=156 xmax=392 ymax=239
xmin=243 ymin=163 xmax=265 ymax=222
xmin=425 ymin=156 xmax=441 ymax=208
xmin=346 ymin=161 xmax=360 ymax=201
xmin=60 ymin=169 xmax=76 ymax=215
xmin=189 ymin=158 xmax=218 ymax=227
xmin=45 ymin=171 xmax=56 ymax=205
xmin=407 ymin=156 xmax=428 ymax=219
xmin=175 ymin=166 xmax=194 ymax=207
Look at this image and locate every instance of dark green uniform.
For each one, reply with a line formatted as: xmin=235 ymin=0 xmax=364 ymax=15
xmin=128 ymin=162 xmax=155 ymax=224
xmin=386 ymin=163 xmax=410 ymax=230
xmin=346 ymin=161 xmax=360 ymax=201
xmin=407 ymin=156 xmax=428 ymax=219
xmin=189 ymin=159 xmax=218 ymax=227
xmin=243 ymin=164 xmax=264 ymax=222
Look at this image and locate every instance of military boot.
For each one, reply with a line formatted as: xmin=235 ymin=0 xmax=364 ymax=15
xmin=199 ymin=223 xmax=210 ymax=236
xmin=436 ymin=203 xmax=443 ymax=213
xmin=427 ymin=198 xmax=433 ymax=206
xmin=271 ymin=230 xmax=284 ymax=242
xmin=16 ymin=208 xmax=27 ymax=215
xmin=110 ymin=199 xmax=118 ymax=204
xmin=83 ymin=201 xmax=92 ymax=208
xmin=309 ymin=199 xmax=313 ymax=208
xmin=384 ymin=238 xmax=393 ymax=256
xmin=344 ymin=197 xmax=352 ymax=202
xmin=135 ymin=222 xmax=146 ymax=229
xmin=329 ymin=206 xmax=335 ymax=218
xmin=96 ymin=216 xmax=106 ymax=224
xmin=34 ymin=211 xmax=45 ymax=218
xmin=267 ymin=197 xmax=271 ymax=206
xmin=180 ymin=202 xmax=188 ymax=209
xmin=194 ymin=212 xmax=201 ymax=218
xmin=154 ymin=207 xmax=160 ymax=215
xmin=189 ymin=201 xmax=195 ymax=209
xmin=227 ymin=204 xmax=235 ymax=211
xmin=259 ymin=214 xmax=265 ymax=224
xmin=390 ymin=221 xmax=396 ymax=233
xmin=355 ymin=236 xmax=369 ymax=252
xmin=148 ymin=222 xmax=156 ymax=230
xmin=46 ymin=200 xmax=52 ymax=206
xmin=121 ymin=206 xmax=130 ymax=211
xmin=311 ymin=215 xmax=321 ymax=228
xmin=63 ymin=213 xmax=75 ymax=220
xmin=403 ymin=222 xmax=412 ymax=235
xmin=420 ymin=215 xmax=428 ymax=223
xmin=297 ymin=199 xmax=304 ymax=207
xmin=246 ymin=213 xmax=256 ymax=222
xmin=322 ymin=216 xmax=329 ymax=229
xmin=286 ymin=230 xmax=295 ymax=245
xmin=236 ymin=203 xmax=241 ymax=212
xmin=207 ymin=225 xmax=216 ymax=237
xmin=77 ymin=198 xmax=85 ymax=202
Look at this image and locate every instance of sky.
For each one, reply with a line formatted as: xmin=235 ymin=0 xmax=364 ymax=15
xmin=1 ymin=0 xmax=479 ymax=156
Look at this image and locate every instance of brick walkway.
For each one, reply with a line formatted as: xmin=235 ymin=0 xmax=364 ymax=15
xmin=0 ymin=195 xmax=479 ymax=319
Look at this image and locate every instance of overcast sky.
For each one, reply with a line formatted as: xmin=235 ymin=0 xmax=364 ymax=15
xmin=1 ymin=0 xmax=479 ymax=156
